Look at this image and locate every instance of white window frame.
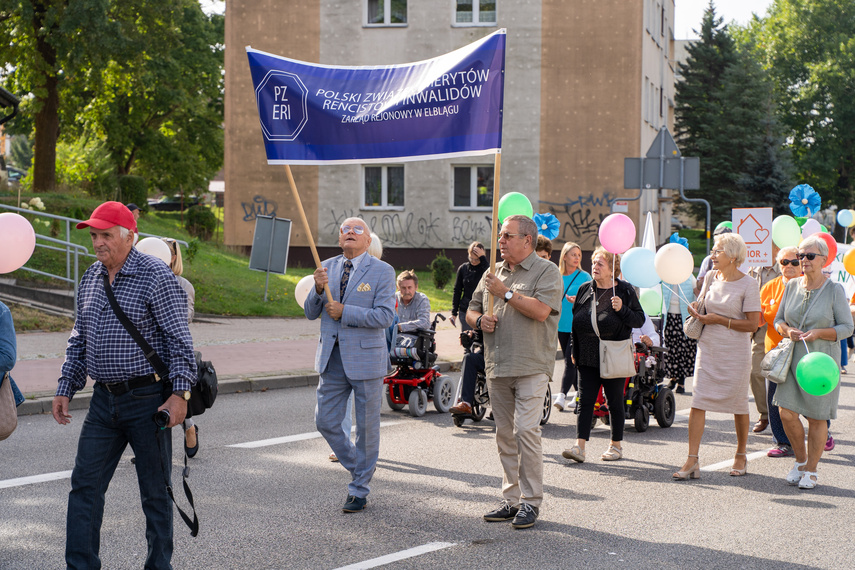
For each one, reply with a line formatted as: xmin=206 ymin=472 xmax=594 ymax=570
xmin=364 ymin=0 xmax=408 ymax=27
xmin=450 ymin=165 xmax=493 ymax=210
xmin=451 ymin=0 xmax=497 ymax=27
xmin=362 ymin=165 xmax=405 ymax=210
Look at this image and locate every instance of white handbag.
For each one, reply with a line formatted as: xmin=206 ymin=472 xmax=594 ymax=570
xmin=591 ymin=290 xmax=637 ymax=379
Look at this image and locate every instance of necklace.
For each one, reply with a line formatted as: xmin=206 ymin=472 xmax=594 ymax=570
xmin=596 ymin=286 xmax=612 ymax=304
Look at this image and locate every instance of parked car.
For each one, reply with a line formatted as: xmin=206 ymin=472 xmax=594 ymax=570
xmin=147 ymin=195 xmax=202 ymax=211
xmin=671 ymin=216 xmax=686 ymax=231
xmin=7 ymin=166 xmax=26 ymax=182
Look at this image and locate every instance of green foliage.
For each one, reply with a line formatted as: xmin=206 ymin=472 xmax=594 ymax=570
xmin=118 ymin=175 xmax=148 ymax=211
xmin=9 ymin=135 xmax=33 ymax=170
xmin=185 ymin=238 xmax=201 ymax=263
xmin=185 ymin=205 xmax=217 ymax=240
xmin=745 ymin=0 xmax=855 ymax=207
xmin=675 ymin=5 xmax=793 ymax=223
xmin=429 ymin=251 xmax=455 ymax=290
xmin=55 ymin=139 xmax=117 ymax=198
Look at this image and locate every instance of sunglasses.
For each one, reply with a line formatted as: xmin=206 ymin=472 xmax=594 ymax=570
xmin=340 ymin=225 xmax=365 ymax=235
xmin=797 ymin=253 xmax=823 ymax=261
xmin=497 ymin=232 xmax=524 ymax=241
xmin=779 ymin=259 xmax=799 ymax=266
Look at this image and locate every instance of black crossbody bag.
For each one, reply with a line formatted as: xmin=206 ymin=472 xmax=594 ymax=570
xmin=102 ymin=274 xmax=199 ymax=537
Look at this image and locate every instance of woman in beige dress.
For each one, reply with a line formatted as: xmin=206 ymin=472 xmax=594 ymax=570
xmin=773 ymin=235 xmax=853 ymax=489
xmin=673 ymin=233 xmax=761 ymax=480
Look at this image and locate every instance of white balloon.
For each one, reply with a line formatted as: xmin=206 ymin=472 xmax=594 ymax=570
xmin=294 ymin=275 xmax=316 ymax=309
xmin=801 ymin=218 xmax=821 ymax=238
xmin=654 ymin=243 xmax=695 ymax=285
xmin=135 ymin=237 xmax=172 ymax=265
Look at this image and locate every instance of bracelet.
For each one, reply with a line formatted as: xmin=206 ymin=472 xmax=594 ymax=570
xmin=475 ymin=315 xmax=483 ymax=330
xmin=728 ymin=318 xmax=732 ymax=330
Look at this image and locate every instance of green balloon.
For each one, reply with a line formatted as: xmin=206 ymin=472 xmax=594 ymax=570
xmin=497 ymin=192 xmax=533 ymax=223
xmin=639 ymin=288 xmax=662 ymax=316
xmin=772 ymin=215 xmax=801 ymax=248
xmin=795 ymin=216 xmax=807 ymax=227
xmin=796 ymin=352 xmax=839 ymax=396
xmin=715 ymin=221 xmax=732 ymax=231
xmin=820 ymin=224 xmax=828 ymax=233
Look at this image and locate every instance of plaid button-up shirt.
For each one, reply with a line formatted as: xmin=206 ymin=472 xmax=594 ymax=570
xmin=56 ymin=248 xmax=196 ymax=399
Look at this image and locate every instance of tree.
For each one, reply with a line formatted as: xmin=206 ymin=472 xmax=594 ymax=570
xmin=674 ymin=2 xmax=793 ymax=222
xmin=747 ymin=0 xmax=855 ymax=207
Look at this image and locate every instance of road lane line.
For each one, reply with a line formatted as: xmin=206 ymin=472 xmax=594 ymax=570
xmin=333 ymin=542 xmax=456 ymax=570
xmin=228 ymin=421 xmax=404 ymax=449
xmin=701 ymin=450 xmax=767 ymax=472
xmin=0 ymin=470 xmax=73 ymax=489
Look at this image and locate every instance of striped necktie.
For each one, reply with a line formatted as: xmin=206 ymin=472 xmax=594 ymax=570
xmin=340 ymin=260 xmax=352 ymax=301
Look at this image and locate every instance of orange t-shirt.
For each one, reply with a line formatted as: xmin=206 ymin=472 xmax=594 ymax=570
xmin=761 ymin=276 xmax=786 ymax=351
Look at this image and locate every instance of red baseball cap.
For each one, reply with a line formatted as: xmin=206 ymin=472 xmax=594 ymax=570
xmin=76 ymin=201 xmax=137 ymax=232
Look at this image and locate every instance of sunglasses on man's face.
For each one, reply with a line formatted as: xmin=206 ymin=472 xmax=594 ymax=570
xmin=340 ymin=225 xmax=365 ymax=235
xmin=797 ymin=253 xmax=823 ymax=261
xmin=779 ymin=259 xmax=799 ymax=266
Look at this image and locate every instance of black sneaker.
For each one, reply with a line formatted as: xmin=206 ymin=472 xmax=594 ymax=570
xmin=511 ymin=503 xmax=539 ymax=529
xmin=342 ymin=495 xmax=367 ymax=513
xmin=483 ymin=500 xmax=519 ymax=522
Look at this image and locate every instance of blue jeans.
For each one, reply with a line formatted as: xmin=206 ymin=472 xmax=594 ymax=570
xmin=66 ymin=382 xmax=174 ymax=570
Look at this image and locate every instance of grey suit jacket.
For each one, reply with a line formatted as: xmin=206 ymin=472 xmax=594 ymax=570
xmin=305 ymin=254 xmax=396 ymax=380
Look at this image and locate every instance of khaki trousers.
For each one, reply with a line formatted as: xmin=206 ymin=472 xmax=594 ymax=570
xmin=487 ymin=373 xmax=548 ymax=508
xmin=750 ymin=328 xmax=769 ymax=420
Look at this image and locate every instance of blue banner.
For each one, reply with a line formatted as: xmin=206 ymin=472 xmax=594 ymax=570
xmin=246 ymin=30 xmax=506 ymax=165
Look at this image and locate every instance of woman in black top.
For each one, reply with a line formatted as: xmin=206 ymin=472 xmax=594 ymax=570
xmin=563 ymin=247 xmax=645 ymax=463
xmin=450 ymin=241 xmax=487 ymax=331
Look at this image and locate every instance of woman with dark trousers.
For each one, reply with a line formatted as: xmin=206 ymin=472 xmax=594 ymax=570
xmin=450 ymin=242 xmax=487 ymax=331
xmin=553 ymin=241 xmax=591 ymax=411
xmin=563 ymin=247 xmax=645 ymax=463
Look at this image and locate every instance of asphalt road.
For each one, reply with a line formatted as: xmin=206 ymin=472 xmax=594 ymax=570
xmin=2 ymin=368 xmax=854 ymax=569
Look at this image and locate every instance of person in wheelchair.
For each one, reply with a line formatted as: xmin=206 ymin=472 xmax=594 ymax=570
xmin=394 ymin=270 xmax=431 ymax=348
xmin=633 ymin=314 xmax=661 ymax=352
xmin=449 ymin=330 xmax=485 ymax=415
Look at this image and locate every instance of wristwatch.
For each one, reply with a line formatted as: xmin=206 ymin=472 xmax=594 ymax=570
xmin=504 ymin=290 xmax=514 ymax=302
xmin=173 ymin=390 xmax=191 ymax=401
xmin=475 ymin=315 xmax=483 ymax=330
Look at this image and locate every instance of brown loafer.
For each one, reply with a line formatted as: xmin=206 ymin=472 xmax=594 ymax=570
xmin=753 ymin=419 xmax=769 ymax=433
xmin=449 ymin=401 xmax=473 ymax=415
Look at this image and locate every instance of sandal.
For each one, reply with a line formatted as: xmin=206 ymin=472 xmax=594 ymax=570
xmin=786 ymin=460 xmax=808 ymax=485
xmin=798 ymin=471 xmax=818 ymax=490
xmin=729 ymin=452 xmax=748 ymax=476
xmin=672 ymin=455 xmax=700 ymax=480
xmin=601 ymin=445 xmax=623 ymax=461
xmin=562 ymin=445 xmax=585 ymax=463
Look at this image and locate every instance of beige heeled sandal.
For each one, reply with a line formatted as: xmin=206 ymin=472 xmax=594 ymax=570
xmin=672 ymin=454 xmax=700 ymax=480
xmin=730 ymin=452 xmax=748 ymax=476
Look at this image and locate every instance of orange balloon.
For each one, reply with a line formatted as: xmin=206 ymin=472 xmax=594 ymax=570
xmin=843 ymin=248 xmax=855 ymax=275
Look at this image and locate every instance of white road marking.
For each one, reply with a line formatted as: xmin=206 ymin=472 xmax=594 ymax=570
xmin=333 ymin=542 xmax=456 ymax=570
xmin=227 ymin=421 xmax=404 ymax=449
xmin=701 ymin=450 xmax=767 ymax=472
xmin=0 ymin=470 xmax=73 ymax=489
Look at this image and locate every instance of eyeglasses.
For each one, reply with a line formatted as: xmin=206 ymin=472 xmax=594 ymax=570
xmin=711 ymin=249 xmax=724 ymax=255
xmin=340 ymin=225 xmax=365 ymax=235
xmin=779 ymin=259 xmax=799 ymax=266
xmin=797 ymin=253 xmax=823 ymax=261
xmin=163 ymin=238 xmax=177 ymax=253
xmin=497 ymin=232 xmax=524 ymax=241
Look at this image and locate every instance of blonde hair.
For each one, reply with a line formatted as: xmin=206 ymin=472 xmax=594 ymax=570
xmin=367 ymin=232 xmax=383 ymax=258
xmin=592 ymin=246 xmax=621 ymax=278
xmin=161 ymin=238 xmax=183 ymax=276
xmin=715 ymin=233 xmax=747 ymax=266
xmin=558 ymin=242 xmax=582 ymax=275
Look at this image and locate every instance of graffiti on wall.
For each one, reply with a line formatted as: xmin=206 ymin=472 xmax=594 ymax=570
xmin=452 ymin=216 xmax=491 ymax=244
xmin=324 ymin=209 xmax=488 ymax=248
xmin=540 ymin=192 xmax=618 ymax=246
xmin=241 ymin=195 xmax=278 ymax=221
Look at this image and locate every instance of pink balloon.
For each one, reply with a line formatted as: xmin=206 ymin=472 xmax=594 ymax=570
xmin=598 ymin=213 xmax=636 ymax=254
xmin=0 ymin=213 xmax=37 ymax=274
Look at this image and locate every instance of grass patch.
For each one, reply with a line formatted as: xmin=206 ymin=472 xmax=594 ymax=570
xmin=9 ymin=303 xmax=75 ymax=333
xmin=4 ymin=193 xmax=456 ymax=316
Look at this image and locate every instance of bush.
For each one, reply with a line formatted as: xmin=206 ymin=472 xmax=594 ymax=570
xmin=118 ymin=175 xmax=148 ymax=211
xmin=430 ymin=250 xmax=454 ymax=290
xmin=185 ymin=205 xmax=217 ymax=240
xmin=55 ymin=139 xmax=117 ymax=198
xmin=185 ymin=238 xmax=201 ymax=263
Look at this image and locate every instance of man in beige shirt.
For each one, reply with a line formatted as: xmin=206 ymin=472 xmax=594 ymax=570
xmin=467 ymin=214 xmax=562 ymax=530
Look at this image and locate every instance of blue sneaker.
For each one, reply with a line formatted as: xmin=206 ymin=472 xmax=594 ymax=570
xmin=343 ymin=495 xmax=367 ymax=513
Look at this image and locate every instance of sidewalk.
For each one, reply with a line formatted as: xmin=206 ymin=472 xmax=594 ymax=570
xmin=13 ymin=314 xmax=467 ymax=416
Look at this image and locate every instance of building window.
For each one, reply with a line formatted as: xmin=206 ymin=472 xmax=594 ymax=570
xmin=364 ymin=165 xmax=404 ymax=208
xmin=455 ymin=0 xmax=497 ymax=25
xmin=366 ymin=0 xmax=407 ymax=26
xmin=453 ymin=165 xmax=493 ymax=208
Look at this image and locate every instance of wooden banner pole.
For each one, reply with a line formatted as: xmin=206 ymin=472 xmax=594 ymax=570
xmin=284 ymin=165 xmax=334 ymax=303
xmin=488 ymin=152 xmax=502 ymax=317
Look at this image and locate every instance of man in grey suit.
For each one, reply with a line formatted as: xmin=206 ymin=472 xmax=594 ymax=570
xmin=305 ymin=217 xmax=396 ymax=513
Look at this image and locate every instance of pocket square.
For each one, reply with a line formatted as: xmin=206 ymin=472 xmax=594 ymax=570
xmin=357 ymin=282 xmax=371 ymax=292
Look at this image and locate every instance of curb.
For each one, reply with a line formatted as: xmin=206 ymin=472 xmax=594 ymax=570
xmin=17 ymin=360 xmax=460 ymax=417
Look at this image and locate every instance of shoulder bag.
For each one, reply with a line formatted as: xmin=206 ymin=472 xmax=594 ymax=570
xmin=0 ymin=372 xmax=18 ymax=441
xmin=684 ymin=271 xmax=712 ymax=340
xmin=761 ymin=280 xmax=822 ymax=384
xmin=591 ymin=288 xmax=637 ymax=379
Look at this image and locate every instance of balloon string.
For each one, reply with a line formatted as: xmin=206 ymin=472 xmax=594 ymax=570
xmin=666 ymin=284 xmax=694 ymax=307
xmin=802 ymin=338 xmax=810 ymax=354
xmin=612 ymin=257 xmax=616 ymax=298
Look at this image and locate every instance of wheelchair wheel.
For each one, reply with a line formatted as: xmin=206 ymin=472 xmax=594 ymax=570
xmin=432 ymin=376 xmax=454 ymax=413
xmin=634 ymin=405 xmax=649 ymax=432
xmin=452 ymin=415 xmax=465 ymax=427
xmin=385 ymin=385 xmax=405 ymax=411
xmin=408 ymin=388 xmax=427 ymax=417
xmin=471 ymin=374 xmax=488 ymax=422
xmin=540 ymin=383 xmax=552 ymax=425
xmin=654 ymin=387 xmax=676 ymax=428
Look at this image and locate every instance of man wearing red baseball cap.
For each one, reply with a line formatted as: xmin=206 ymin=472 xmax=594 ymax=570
xmin=54 ymin=201 xmax=196 ymax=569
